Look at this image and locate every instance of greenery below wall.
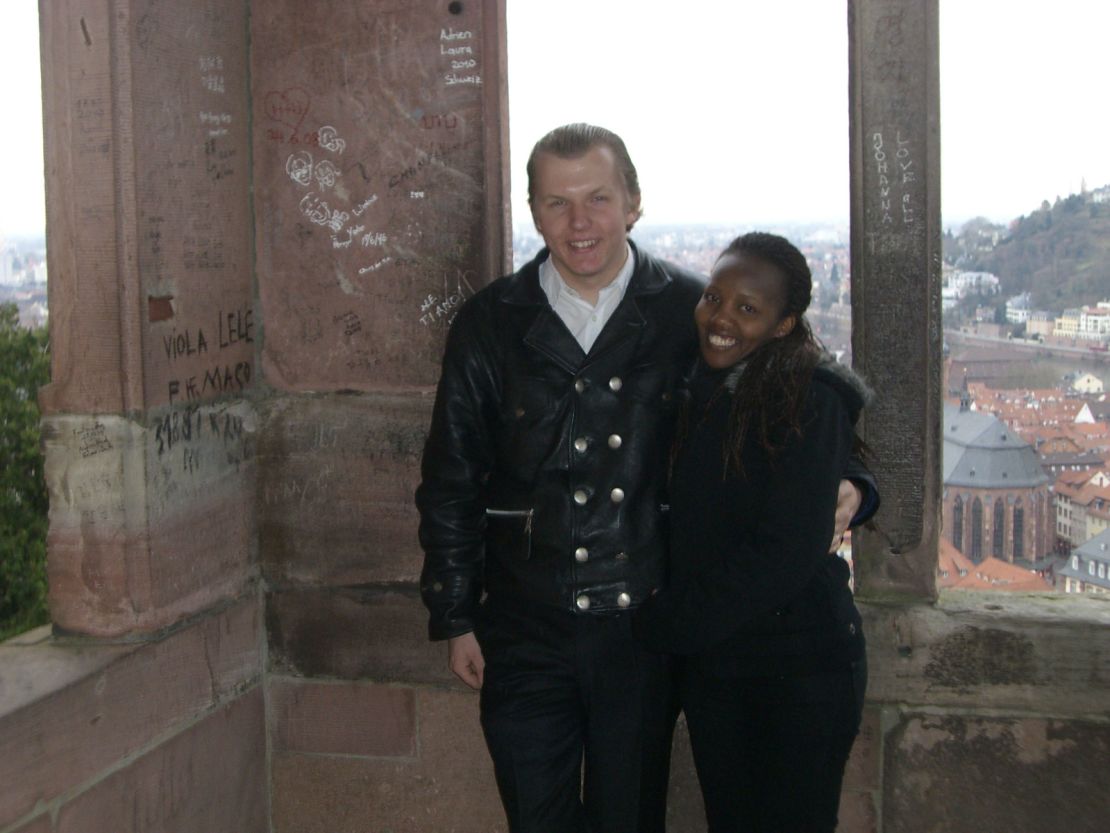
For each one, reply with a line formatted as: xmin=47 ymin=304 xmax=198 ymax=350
xmin=0 ymin=303 xmax=49 ymax=640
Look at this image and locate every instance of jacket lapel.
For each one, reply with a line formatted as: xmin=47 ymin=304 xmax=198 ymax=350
xmin=583 ymin=295 xmax=646 ymax=363
xmin=583 ymin=242 xmax=669 ymax=364
xmin=502 ymin=250 xmax=586 ymax=373
xmin=523 ymin=309 xmax=587 ymax=373
xmin=504 ymin=243 xmax=675 ymax=373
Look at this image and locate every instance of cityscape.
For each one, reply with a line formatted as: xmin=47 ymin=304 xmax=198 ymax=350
xmin=0 ymin=234 xmax=47 ymax=328
xmin=8 ymin=180 xmax=1110 ymax=598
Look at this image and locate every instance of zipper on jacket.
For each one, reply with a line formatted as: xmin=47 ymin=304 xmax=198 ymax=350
xmin=485 ymin=508 xmax=534 ymax=535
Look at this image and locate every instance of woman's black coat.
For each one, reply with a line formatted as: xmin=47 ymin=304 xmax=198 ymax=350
xmin=633 ymin=357 xmax=868 ymax=677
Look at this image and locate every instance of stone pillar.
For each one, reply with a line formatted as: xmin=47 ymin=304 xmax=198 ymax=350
xmin=38 ymin=0 xmax=257 ymax=637
xmin=849 ymin=0 xmax=941 ymax=600
xmin=249 ymin=2 xmax=512 ymax=828
xmin=252 ymin=0 xmax=509 ymax=628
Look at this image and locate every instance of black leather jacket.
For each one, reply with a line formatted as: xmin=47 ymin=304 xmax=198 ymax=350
xmin=417 ymin=244 xmax=704 ymax=639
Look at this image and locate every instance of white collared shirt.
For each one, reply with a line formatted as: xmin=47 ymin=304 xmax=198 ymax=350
xmin=538 ymin=243 xmax=635 ymax=352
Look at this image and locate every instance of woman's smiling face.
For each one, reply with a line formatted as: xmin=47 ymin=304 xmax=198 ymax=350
xmin=695 ymin=253 xmax=796 ymax=369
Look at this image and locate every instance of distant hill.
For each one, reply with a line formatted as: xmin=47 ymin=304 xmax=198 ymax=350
xmin=963 ymin=191 xmax=1110 ymax=313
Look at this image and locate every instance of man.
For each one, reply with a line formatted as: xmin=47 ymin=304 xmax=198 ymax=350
xmin=416 ymin=123 xmax=874 ymax=832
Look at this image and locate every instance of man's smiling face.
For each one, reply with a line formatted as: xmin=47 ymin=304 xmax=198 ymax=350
xmin=530 ymin=145 xmax=640 ymax=295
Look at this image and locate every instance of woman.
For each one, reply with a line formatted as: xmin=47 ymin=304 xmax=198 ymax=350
xmin=634 ymin=232 xmax=870 ymax=832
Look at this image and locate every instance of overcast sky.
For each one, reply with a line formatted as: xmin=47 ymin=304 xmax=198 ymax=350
xmin=508 ymin=0 xmax=1110 ymax=229
xmin=2 ymin=1 xmax=1107 ymax=238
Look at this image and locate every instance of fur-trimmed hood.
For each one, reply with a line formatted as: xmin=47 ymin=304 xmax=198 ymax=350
xmin=720 ymin=350 xmax=874 ymax=424
xmin=812 ymin=352 xmax=874 ymax=423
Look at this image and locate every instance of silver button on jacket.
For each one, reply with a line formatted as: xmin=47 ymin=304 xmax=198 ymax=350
xmin=415 ymin=245 xmax=704 ymax=634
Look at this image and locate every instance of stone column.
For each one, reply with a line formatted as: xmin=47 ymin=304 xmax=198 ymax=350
xmin=249 ymin=2 xmax=513 ymax=828
xmin=848 ymin=0 xmax=941 ymax=600
xmin=38 ymin=0 xmax=257 ymax=637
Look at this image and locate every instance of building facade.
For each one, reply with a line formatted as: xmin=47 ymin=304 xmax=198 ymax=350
xmin=1005 ymin=292 xmax=1033 ymax=324
xmin=1027 ymin=310 xmax=1055 ymax=340
xmin=943 ymin=402 xmax=1053 ymax=564
xmin=1053 ymin=308 xmax=1081 ymax=339
xmin=1072 ymin=373 xmax=1104 ymax=395
xmin=1060 ymin=530 xmax=1110 ymax=594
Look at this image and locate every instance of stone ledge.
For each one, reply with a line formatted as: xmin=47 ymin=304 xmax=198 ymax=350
xmin=933 ymin=588 xmax=1110 ymax=622
xmin=256 ymin=394 xmax=430 ymax=587
xmin=54 ymin=687 xmax=267 ymax=833
xmin=859 ymin=592 xmax=1110 ymax=715
xmin=0 ymin=594 xmax=263 ymax=828
xmin=41 ymin=405 xmax=257 ymax=637
xmin=266 ymin=585 xmax=454 ymax=686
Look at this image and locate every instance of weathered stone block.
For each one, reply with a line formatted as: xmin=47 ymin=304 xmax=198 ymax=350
xmin=39 ymin=0 xmax=255 ymax=415
xmin=837 ymin=790 xmax=878 ymax=833
xmin=129 ymin=0 xmax=255 ymax=410
xmin=266 ymin=586 xmax=451 ymax=684
xmin=860 ymin=594 xmax=1110 ymax=713
xmin=257 ymin=395 xmax=428 ymax=586
xmin=8 ymin=814 xmax=52 ymax=833
xmin=0 ymin=595 xmax=261 ymax=827
xmin=42 ymin=407 xmax=256 ymax=637
xmin=270 ymin=677 xmax=416 ymax=757
xmin=843 ymin=706 xmax=882 ymax=791
xmin=55 ymin=687 xmax=266 ymax=833
xmin=883 ymin=713 xmax=1110 ymax=833
xmin=251 ymin=0 xmax=508 ymax=393
xmin=271 ymin=687 xmax=503 ymax=833
xmin=39 ymin=0 xmax=130 ymax=416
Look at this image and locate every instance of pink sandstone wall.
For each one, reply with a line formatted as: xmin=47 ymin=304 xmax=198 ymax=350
xmin=0 ymin=596 xmax=265 ymax=832
xmin=251 ymin=0 xmax=508 ymax=392
xmin=39 ymin=0 xmax=257 ymax=637
xmin=15 ymin=2 xmax=267 ymax=829
xmin=248 ymin=2 xmax=513 ymax=827
xmin=40 ymin=0 xmax=255 ymax=415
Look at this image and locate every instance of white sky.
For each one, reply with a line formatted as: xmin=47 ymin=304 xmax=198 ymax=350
xmin=508 ymin=0 xmax=1110 ymax=229
xmin=2 ymin=2 xmax=46 ymax=239
xmin=2 ymin=1 xmax=1107 ymax=238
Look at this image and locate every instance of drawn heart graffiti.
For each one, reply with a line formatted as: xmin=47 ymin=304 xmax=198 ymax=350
xmin=264 ymin=87 xmax=311 ymax=131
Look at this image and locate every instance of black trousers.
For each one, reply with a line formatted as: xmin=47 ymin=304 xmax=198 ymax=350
xmin=680 ymin=659 xmax=868 ymax=833
xmin=476 ymin=598 xmax=678 ymax=833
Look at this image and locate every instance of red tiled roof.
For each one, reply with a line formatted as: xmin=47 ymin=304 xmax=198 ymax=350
xmin=937 ymin=539 xmax=1050 ymax=592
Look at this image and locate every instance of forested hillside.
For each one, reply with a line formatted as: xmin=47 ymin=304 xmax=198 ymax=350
xmin=966 ymin=193 xmax=1110 ymax=312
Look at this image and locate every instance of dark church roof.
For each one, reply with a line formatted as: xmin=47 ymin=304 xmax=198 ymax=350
xmin=943 ymin=403 xmax=1049 ymax=489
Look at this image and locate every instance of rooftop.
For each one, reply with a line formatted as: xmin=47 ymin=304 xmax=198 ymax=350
xmin=943 ymin=403 xmax=1050 ymax=489
xmin=937 ymin=539 xmax=1051 ymax=592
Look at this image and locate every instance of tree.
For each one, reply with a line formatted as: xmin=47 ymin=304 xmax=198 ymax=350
xmin=0 ymin=303 xmax=50 ymax=639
